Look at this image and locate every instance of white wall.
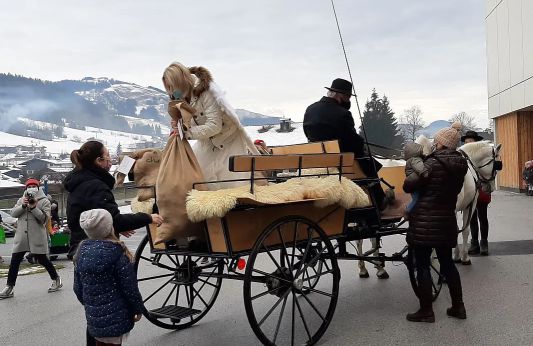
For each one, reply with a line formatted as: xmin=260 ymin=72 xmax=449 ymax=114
xmin=486 ymin=0 xmax=533 ymax=118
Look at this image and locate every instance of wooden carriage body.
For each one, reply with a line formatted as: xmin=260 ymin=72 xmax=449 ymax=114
xmin=144 ymin=140 xmax=407 ymax=257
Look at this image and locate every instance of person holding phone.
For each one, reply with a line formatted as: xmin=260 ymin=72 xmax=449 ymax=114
xmin=162 ymin=62 xmax=260 ymax=189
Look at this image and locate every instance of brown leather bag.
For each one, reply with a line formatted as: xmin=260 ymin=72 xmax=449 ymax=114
xmin=154 ymin=102 xmax=206 ymax=244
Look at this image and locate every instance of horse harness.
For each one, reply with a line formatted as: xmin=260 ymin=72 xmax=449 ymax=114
xmin=456 ymin=148 xmax=502 ymax=233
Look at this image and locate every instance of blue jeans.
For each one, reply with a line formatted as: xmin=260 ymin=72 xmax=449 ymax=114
xmin=406 ymin=191 xmax=419 ymax=213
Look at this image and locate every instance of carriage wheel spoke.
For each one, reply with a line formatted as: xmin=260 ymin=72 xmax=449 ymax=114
xmin=291 ymin=291 xmax=296 ymax=346
xmin=294 ymin=292 xmax=312 ymax=340
xmin=252 ymin=286 xmax=285 ymax=301
xmin=193 ymin=266 xmax=217 ymax=298
xmin=277 ymin=227 xmax=294 ymax=273
xmin=252 ymin=269 xmax=293 ymax=284
xmin=294 ymin=229 xmax=314 ymax=278
xmin=272 ymin=294 xmax=289 ymax=344
xmin=165 ymin=254 xmax=178 ymax=266
xmin=263 ymin=244 xmax=286 ymax=277
xmin=143 ymin=277 xmax=174 ymax=303
xmin=175 ymin=284 xmax=180 ymax=306
xmin=299 ymin=286 xmax=333 ymax=298
xmin=162 ymin=285 xmax=177 ymax=308
xmin=301 ymin=292 xmax=325 ymax=321
xmin=258 ymin=289 xmax=291 ymax=327
xmin=192 ymin=287 xmax=209 ymax=308
xmin=290 ymin=221 xmax=299 ymax=270
xmin=304 ymin=269 xmax=333 ymax=283
xmin=296 ymin=242 xmax=329 ymax=279
xmin=138 ymin=273 xmax=174 ymax=282
xmin=197 ymin=277 xmax=218 ymax=289
xmin=139 ymin=255 xmax=154 ymax=263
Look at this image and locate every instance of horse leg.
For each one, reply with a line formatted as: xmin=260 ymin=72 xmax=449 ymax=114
xmin=372 ymin=238 xmax=389 ymax=279
xmin=453 ymin=212 xmax=462 ymax=263
xmin=461 ymin=212 xmax=472 ymax=265
xmin=356 ymin=240 xmax=369 ymax=278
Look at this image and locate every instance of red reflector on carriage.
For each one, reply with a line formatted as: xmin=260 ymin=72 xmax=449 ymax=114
xmin=237 ymin=258 xmax=246 ymax=271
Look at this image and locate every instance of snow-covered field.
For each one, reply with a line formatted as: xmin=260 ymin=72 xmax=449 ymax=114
xmin=0 ymin=118 xmax=157 ymax=156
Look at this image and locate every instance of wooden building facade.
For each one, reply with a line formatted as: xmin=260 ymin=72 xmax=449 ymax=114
xmin=495 ymin=111 xmax=533 ymax=192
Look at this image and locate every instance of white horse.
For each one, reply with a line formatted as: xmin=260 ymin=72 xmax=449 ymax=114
xmin=416 ymin=135 xmax=502 ymax=264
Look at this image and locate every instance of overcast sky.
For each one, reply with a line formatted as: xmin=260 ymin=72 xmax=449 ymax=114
xmin=0 ymin=0 xmax=489 ymax=128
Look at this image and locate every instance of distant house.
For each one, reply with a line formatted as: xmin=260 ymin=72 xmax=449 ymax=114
xmin=19 ymin=158 xmax=73 ymax=179
xmin=2 ymin=168 xmax=23 ymax=179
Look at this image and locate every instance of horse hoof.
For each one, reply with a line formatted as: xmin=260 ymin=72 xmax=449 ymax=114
xmin=359 ymin=271 xmax=369 ymax=278
xmin=461 ymin=260 xmax=472 ymax=265
xmin=377 ymin=271 xmax=389 ymax=279
xmin=453 ymin=258 xmax=462 ymax=264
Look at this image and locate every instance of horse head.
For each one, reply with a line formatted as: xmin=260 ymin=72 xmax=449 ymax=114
xmin=458 ymin=141 xmax=503 ymax=189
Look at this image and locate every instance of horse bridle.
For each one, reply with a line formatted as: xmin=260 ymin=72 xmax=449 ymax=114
xmin=459 ymin=147 xmax=502 ymax=184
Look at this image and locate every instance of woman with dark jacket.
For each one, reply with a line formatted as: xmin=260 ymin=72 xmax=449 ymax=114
xmin=64 ymin=141 xmax=163 ymax=345
xmin=64 ymin=141 xmax=163 ymax=258
xmin=403 ymin=122 xmax=468 ymax=323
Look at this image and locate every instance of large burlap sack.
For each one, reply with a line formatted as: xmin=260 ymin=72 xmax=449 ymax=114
xmin=131 ymin=149 xmax=163 ymax=201
xmin=115 ymin=149 xmax=162 ymax=202
xmin=154 ymin=102 xmax=206 ymax=244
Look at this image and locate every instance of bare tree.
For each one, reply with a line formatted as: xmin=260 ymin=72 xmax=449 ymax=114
xmin=449 ymin=112 xmax=477 ymax=131
xmin=400 ymin=105 xmax=425 ymax=142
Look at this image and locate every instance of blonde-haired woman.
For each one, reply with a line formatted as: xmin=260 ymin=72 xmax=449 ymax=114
xmin=162 ymin=62 xmax=260 ymax=189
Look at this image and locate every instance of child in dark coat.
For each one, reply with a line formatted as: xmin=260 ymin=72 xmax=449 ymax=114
xmin=74 ymin=209 xmax=143 ymax=345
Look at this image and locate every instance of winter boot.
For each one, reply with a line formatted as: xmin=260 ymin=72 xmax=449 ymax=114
xmin=447 ymin=303 xmax=467 ymax=319
xmin=468 ymin=240 xmax=480 ymax=255
xmin=48 ymin=276 xmax=63 ymax=293
xmin=406 ymin=307 xmax=435 ymax=323
xmin=480 ymin=239 xmax=489 ymax=256
xmin=0 ymin=285 xmax=14 ymax=299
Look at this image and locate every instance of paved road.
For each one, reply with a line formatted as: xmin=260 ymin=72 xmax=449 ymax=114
xmin=1 ymin=191 xmax=532 ymax=345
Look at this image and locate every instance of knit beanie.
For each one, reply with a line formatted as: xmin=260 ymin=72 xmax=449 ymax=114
xmin=434 ymin=122 xmax=462 ymax=149
xmin=79 ymin=209 xmax=114 ymax=239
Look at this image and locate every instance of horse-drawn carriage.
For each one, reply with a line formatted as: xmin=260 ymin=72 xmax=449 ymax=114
xmin=133 ymin=140 xmax=444 ymax=346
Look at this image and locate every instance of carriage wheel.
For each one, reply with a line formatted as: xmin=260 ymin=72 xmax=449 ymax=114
xmin=243 ymin=216 xmax=340 ymax=346
xmin=407 ymin=247 xmax=443 ymax=302
xmin=134 ymin=234 xmax=223 ymax=330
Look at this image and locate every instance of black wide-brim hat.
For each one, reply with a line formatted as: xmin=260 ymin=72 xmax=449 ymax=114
xmin=325 ymin=78 xmax=355 ymax=96
xmin=461 ymin=130 xmax=483 ymax=142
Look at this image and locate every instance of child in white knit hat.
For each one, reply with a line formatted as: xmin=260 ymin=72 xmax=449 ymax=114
xmin=74 ymin=209 xmax=143 ymax=345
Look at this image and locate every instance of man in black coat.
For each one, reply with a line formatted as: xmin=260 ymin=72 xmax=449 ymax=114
xmin=303 ymin=78 xmax=385 ymax=208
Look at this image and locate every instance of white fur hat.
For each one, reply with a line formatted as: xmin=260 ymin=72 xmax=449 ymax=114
xmin=79 ymin=209 xmax=114 ymax=239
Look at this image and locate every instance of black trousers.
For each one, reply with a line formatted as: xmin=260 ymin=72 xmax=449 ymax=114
xmin=7 ymin=251 xmax=58 ymax=286
xmin=470 ymin=203 xmax=489 ymax=242
xmin=413 ymin=246 xmax=463 ymax=309
xmin=87 ymin=327 xmax=96 ymax=346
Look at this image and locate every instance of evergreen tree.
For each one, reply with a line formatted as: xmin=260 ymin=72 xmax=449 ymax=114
xmin=360 ymin=89 xmax=403 ymax=150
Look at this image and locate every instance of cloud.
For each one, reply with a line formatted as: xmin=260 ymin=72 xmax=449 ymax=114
xmin=0 ymin=0 xmax=488 ymax=127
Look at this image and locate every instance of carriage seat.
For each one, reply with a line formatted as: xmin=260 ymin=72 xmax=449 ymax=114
xmin=185 ymin=153 xmax=372 ymax=222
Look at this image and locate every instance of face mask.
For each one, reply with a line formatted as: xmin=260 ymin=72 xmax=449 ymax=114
xmin=27 ymin=187 xmax=38 ymax=195
xmin=171 ymin=90 xmax=183 ymax=101
xmin=340 ymin=100 xmax=351 ymax=110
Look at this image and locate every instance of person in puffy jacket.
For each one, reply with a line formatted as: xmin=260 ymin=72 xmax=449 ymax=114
xmin=403 ymin=122 xmax=468 ymax=323
xmin=64 ymin=141 xmax=163 ymax=259
xmin=64 ymin=141 xmax=162 ymax=345
xmin=74 ymin=209 xmax=143 ymax=346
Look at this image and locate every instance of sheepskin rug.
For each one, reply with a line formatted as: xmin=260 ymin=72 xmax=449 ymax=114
xmin=186 ymin=176 xmax=371 ymax=222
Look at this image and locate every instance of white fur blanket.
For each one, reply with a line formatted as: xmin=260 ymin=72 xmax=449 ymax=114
xmin=186 ymin=176 xmax=371 ymax=222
